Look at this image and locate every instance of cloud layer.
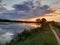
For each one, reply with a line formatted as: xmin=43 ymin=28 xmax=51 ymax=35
xmin=0 ymin=0 xmax=53 ymax=19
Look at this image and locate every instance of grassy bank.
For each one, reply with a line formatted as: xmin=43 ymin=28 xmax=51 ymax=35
xmin=51 ymin=22 xmax=60 ymax=37
xmin=6 ymin=23 xmax=58 ymax=45
xmin=52 ymin=22 xmax=60 ymax=29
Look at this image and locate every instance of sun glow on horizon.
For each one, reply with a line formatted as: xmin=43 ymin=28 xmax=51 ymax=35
xmin=18 ymin=8 xmax=60 ymax=22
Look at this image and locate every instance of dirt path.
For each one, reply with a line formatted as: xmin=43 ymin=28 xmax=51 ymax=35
xmin=49 ymin=24 xmax=60 ymax=45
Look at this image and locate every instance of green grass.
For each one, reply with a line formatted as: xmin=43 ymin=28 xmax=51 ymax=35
xmin=6 ymin=23 xmax=58 ymax=45
xmin=51 ymin=22 xmax=60 ymax=29
xmin=51 ymin=22 xmax=60 ymax=37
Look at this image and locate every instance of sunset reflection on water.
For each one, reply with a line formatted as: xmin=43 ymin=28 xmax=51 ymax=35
xmin=18 ymin=23 xmax=41 ymax=28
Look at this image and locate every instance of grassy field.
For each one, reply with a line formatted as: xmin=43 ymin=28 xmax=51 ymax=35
xmin=51 ymin=22 xmax=60 ymax=37
xmin=52 ymin=22 xmax=60 ymax=29
xmin=6 ymin=23 xmax=58 ymax=45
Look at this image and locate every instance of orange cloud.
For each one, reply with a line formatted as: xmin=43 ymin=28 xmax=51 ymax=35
xmin=28 ymin=8 xmax=60 ymax=22
xmin=18 ymin=8 xmax=60 ymax=22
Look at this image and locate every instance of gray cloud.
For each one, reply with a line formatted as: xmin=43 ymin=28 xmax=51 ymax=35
xmin=0 ymin=0 xmax=53 ymax=19
xmin=12 ymin=1 xmax=53 ymax=19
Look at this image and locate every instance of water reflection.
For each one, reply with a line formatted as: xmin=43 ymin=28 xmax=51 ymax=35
xmin=18 ymin=23 xmax=41 ymax=28
xmin=0 ymin=23 xmax=41 ymax=44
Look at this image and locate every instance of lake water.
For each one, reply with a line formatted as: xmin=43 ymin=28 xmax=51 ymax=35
xmin=0 ymin=22 xmax=41 ymax=44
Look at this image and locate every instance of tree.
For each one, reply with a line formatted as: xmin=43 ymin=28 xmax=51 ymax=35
xmin=36 ymin=18 xmax=41 ymax=22
xmin=36 ymin=18 xmax=41 ymax=27
xmin=41 ymin=18 xmax=47 ymax=27
xmin=41 ymin=18 xmax=47 ymax=23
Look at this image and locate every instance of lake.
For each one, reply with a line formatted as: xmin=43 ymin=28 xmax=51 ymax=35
xmin=0 ymin=22 xmax=41 ymax=44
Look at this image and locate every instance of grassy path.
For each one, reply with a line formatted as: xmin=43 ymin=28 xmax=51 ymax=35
xmin=49 ymin=24 xmax=60 ymax=45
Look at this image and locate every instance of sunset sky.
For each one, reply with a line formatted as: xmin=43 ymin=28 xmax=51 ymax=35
xmin=1 ymin=0 xmax=60 ymax=22
xmin=0 ymin=0 xmax=60 ymax=43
